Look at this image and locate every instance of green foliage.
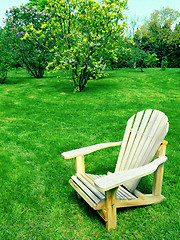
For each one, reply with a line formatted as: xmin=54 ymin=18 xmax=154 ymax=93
xmin=4 ymin=5 xmax=53 ymax=78
xmin=134 ymin=8 xmax=180 ymax=68
xmin=0 ymin=28 xmax=11 ymax=84
xmin=144 ymin=53 xmax=159 ymax=67
xmin=129 ymin=48 xmax=158 ymax=72
xmin=47 ymin=0 xmax=128 ymax=91
xmin=0 ymin=69 xmax=7 ymax=84
xmin=161 ymin=56 xmax=168 ymax=71
xmin=27 ymin=0 xmax=48 ymax=10
xmin=110 ymin=38 xmax=158 ymax=71
xmin=167 ymin=22 xmax=180 ymax=68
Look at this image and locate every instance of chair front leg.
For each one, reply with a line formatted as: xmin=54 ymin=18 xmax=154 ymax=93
xmin=75 ymin=156 xmax=85 ymax=174
xmin=105 ymin=187 xmax=118 ymax=230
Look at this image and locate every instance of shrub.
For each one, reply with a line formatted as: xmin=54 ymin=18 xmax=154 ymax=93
xmin=47 ymin=0 xmax=128 ymax=91
xmin=0 ymin=28 xmax=11 ymax=84
xmin=4 ymin=5 xmax=54 ymax=78
xmin=161 ymin=56 xmax=168 ymax=71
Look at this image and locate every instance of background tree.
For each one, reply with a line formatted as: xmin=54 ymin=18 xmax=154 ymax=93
xmin=129 ymin=47 xmax=158 ymax=72
xmin=27 ymin=0 xmax=48 ymax=10
xmin=0 ymin=27 xmax=12 ymax=84
xmin=135 ymin=8 xmax=180 ymax=68
xmin=167 ymin=22 xmax=180 ymax=67
xmin=46 ymin=0 xmax=128 ymax=92
xmin=4 ymin=5 xmax=53 ymax=78
xmin=126 ymin=14 xmax=142 ymax=38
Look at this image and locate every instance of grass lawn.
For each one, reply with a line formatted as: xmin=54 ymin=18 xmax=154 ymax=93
xmin=0 ymin=68 xmax=179 ymax=239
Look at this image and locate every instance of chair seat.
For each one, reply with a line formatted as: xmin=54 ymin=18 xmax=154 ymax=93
xmin=87 ymin=174 xmax=136 ymax=199
xmin=69 ymin=173 xmax=136 ymax=209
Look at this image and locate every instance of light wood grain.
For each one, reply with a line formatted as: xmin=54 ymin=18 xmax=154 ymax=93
xmin=71 ymin=176 xmax=100 ymax=204
xmin=105 ymin=188 xmax=118 ymax=230
xmin=94 ymin=156 xmax=167 ymax=191
xmin=122 ymin=109 xmax=152 ymax=171
xmin=75 ymin=156 xmax=85 ymax=174
xmin=62 ymin=141 xmax=122 ymax=159
xmin=65 ymin=109 xmax=169 ymax=230
xmin=152 ymin=140 xmax=167 ymax=196
xmin=115 ymin=115 xmax=135 ymax=171
xmin=116 ymin=194 xmax=165 ymax=208
xmin=76 ymin=173 xmax=105 ymax=199
xmin=120 ymin=110 xmax=144 ymax=171
xmin=127 ymin=123 xmax=169 ymax=191
xmin=69 ymin=179 xmax=97 ymax=209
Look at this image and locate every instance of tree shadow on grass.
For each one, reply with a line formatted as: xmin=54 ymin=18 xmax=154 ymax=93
xmin=66 ymin=188 xmax=155 ymax=230
xmin=4 ymin=76 xmax=33 ymax=85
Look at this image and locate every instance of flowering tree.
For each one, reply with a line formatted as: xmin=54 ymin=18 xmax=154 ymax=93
xmin=4 ymin=5 xmax=53 ymax=78
xmin=47 ymin=0 xmax=127 ymax=91
xmin=27 ymin=0 xmax=48 ymax=10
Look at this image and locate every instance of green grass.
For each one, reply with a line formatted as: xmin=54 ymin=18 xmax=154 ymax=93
xmin=0 ymin=68 xmax=179 ymax=239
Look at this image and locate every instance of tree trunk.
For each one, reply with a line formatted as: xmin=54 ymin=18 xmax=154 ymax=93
xmin=0 ymin=71 xmax=7 ymax=84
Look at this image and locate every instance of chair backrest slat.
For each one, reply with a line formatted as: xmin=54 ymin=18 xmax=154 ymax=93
xmin=119 ymin=110 xmax=144 ymax=171
xmin=122 ymin=109 xmax=153 ymax=171
xmin=115 ymin=109 xmax=168 ymax=192
xmin=143 ymin=122 xmax=169 ymax=166
xmin=131 ymin=111 xmax=167 ymax=169
xmin=115 ymin=114 xmax=135 ymax=172
xmin=126 ymin=122 xmax=169 ymax=191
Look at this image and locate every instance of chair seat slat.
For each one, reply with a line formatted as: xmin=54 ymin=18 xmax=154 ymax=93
xmin=76 ymin=173 xmax=105 ymax=199
xmin=71 ymin=175 xmax=100 ymax=204
xmin=71 ymin=174 xmax=136 ymax=201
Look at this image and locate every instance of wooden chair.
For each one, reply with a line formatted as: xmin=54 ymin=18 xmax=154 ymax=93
xmin=62 ymin=110 xmax=169 ymax=230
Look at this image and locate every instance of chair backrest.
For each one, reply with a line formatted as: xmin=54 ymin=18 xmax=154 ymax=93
xmin=115 ymin=109 xmax=169 ymax=192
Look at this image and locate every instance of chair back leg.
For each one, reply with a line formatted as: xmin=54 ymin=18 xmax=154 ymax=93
xmin=152 ymin=140 xmax=168 ymax=196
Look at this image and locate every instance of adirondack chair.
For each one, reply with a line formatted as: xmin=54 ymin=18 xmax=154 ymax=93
xmin=62 ymin=109 xmax=169 ymax=230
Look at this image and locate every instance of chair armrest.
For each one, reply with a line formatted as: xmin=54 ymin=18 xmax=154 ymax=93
xmin=94 ymin=156 xmax=167 ymax=191
xmin=61 ymin=141 xmax=122 ymax=159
